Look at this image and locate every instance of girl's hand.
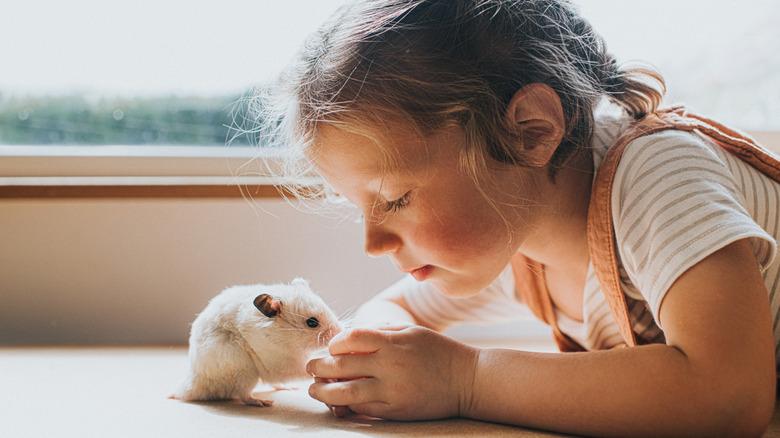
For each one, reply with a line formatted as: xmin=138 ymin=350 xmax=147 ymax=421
xmin=306 ymin=325 xmax=479 ymax=421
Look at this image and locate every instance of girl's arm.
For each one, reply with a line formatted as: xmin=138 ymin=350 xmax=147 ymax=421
xmin=309 ymin=239 xmax=776 ymax=437
xmin=467 ymin=238 xmax=776 ymax=436
xmin=350 ymin=266 xmax=523 ymax=330
xmin=348 ymin=277 xmax=420 ymax=328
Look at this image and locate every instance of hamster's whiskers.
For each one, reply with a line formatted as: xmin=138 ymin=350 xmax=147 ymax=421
xmin=317 ymin=330 xmax=328 ymax=346
xmin=337 ymin=308 xmax=356 ymax=328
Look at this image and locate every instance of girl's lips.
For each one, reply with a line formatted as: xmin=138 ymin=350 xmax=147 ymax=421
xmin=410 ymin=265 xmax=433 ymax=281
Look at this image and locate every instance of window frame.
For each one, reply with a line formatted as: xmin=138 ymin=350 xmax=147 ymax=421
xmin=0 ymin=145 xmax=285 ymax=199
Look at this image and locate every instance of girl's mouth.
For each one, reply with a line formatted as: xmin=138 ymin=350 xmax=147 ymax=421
xmin=410 ymin=265 xmax=433 ymax=281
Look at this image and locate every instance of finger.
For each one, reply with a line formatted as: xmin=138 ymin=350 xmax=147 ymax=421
xmin=312 ymin=378 xmax=353 ymax=417
xmin=328 ymin=327 xmax=390 ymax=355
xmin=308 ymin=377 xmax=382 ymax=407
xmin=331 ymin=405 xmax=352 ymax=417
xmin=307 ymin=354 xmax=376 ymax=379
xmin=348 ymin=402 xmax=396 ymax=420
xmin=313 ymin=376 xmax=337 ymax=384
xmin=376 ymin=324 xmax=414 ymax=332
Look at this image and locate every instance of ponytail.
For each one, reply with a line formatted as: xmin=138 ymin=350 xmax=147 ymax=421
xmin=569 ymin=10 xmax=667 ymax=120
xmin=601 ymin=64 xmax=666 ymax=119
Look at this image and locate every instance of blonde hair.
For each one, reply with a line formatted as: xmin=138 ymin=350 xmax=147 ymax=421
xmin=254 ymin=0 xmax=666 ymax=203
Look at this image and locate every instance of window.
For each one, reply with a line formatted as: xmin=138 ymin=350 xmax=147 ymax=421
xmin=1 ymin=1 xmax=777 ymax=150
xmin=0 ymin=0 xmax=345 ymax=147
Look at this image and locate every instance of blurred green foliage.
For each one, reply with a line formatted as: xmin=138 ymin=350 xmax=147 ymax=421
xmin=0 ymin=94 xmax=253 ymax=146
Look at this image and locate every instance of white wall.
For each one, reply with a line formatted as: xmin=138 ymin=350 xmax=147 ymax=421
xmin=0 ymin=198 xmax=405 ymax=345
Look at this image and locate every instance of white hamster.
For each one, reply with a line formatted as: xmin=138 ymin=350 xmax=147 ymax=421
xmin=172 ymin=278 xmax=342 ymax=406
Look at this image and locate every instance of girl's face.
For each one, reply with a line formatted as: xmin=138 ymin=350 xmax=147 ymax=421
xmin=314 ymin=123 xmax=545 ymax=298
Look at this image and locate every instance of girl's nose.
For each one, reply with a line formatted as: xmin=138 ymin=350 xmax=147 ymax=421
xmin=364 ymin=223 xmax=402 ymax=258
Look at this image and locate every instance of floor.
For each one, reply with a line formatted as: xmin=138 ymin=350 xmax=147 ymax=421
xmin=2 ymin=342 xmax=779 ymax=437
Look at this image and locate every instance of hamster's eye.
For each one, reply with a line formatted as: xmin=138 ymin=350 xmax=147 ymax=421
xmin=306 ymin=317 xmax=320 ymax=328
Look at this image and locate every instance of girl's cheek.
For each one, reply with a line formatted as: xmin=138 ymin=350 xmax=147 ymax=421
xmin=410 ymin=183 xmax=509 ymax=253
xmin=411 ymin=213 xmax=486 ymax=258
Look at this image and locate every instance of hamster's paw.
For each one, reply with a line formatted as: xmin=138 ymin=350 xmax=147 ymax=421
xmin=242 ymin=396 xmax=274 ymax=407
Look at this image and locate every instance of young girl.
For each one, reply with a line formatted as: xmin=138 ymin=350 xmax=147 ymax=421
xmin=260 ymin=0 xmax=779 ymax=435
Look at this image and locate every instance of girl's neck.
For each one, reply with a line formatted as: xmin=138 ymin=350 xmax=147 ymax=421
xmin=519 ymin=148 xmax=594 ymax=277
xmin=514 ymin=148 xmax=594 ymax=322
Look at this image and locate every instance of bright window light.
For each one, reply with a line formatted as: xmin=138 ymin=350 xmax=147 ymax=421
xmin=0 ymin=0 xmax=777 ymax=147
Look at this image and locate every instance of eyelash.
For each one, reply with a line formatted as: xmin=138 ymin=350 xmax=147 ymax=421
xmin=383 ymin=191 xmax=412 ymax=213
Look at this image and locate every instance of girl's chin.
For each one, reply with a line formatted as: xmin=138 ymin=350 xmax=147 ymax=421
xmin=426 ymin=275 xmax=485 ymax=299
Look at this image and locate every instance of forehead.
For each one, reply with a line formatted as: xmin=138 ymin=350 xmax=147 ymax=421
xmin=313 ymin=123 xmax=437 ymax=184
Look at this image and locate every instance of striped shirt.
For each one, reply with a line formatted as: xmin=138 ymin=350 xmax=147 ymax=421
xmin=403 ymin=114 xmax=780 ymax=365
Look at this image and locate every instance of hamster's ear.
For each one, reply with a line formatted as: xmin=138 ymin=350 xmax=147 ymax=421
xmin=503 ymin=83 xmax=565 ymax=167
xmin=291 ymin=277 xmax=310 ymax=288
xmin=254 ymin=294 xmax=282 ymax=318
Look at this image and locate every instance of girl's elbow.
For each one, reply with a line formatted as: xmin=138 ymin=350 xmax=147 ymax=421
xmin=715 ymin=377 xmax=775 ymax=438
xmin=722 ymin=399 xmax=774 ymax=438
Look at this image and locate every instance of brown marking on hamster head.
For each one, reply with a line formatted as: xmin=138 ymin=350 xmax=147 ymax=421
xmin=253 ymin=294 xmax=282 ymax=318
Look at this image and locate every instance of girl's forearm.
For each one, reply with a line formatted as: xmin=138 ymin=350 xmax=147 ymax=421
xmin=465 ymin=345 xmax=767 ymax=438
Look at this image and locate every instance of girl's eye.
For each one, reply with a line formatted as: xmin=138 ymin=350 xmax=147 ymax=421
xmin=306 ymin=317 xmax=320 ymax=328
xmin=383 ymin=191 xmax=412 ymax=213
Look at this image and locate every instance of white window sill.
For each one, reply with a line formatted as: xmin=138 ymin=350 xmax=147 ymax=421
xmin=0 ymin=145 xmax=287 ymax=198
xmin=0 ymin=144 xmax=263 ymax=178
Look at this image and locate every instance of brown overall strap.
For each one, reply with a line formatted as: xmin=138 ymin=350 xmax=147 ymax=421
xmin=510 ymin=253 xmax=585 ymax=352
xmin=587 ymin=106 xmax=780 ymax=347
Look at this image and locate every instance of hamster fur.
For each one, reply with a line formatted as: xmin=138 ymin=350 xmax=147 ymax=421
xmin=172 ymin=278 xmax=342 ymax=406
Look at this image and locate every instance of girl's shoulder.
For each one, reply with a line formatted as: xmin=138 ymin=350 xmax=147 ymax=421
xmin=592 ymin=111 xmax=740 ymax=187
xmin=605 ymin=122 xmax=779 ymax=322
xmin=609 ymin=126 xmax=745 ymax=224
xmin=619 ymin=129 xmax=727 ymax=175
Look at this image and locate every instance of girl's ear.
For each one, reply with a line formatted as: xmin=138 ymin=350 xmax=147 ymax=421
xmin=503 ymin=83 xmax=565 ymax=167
